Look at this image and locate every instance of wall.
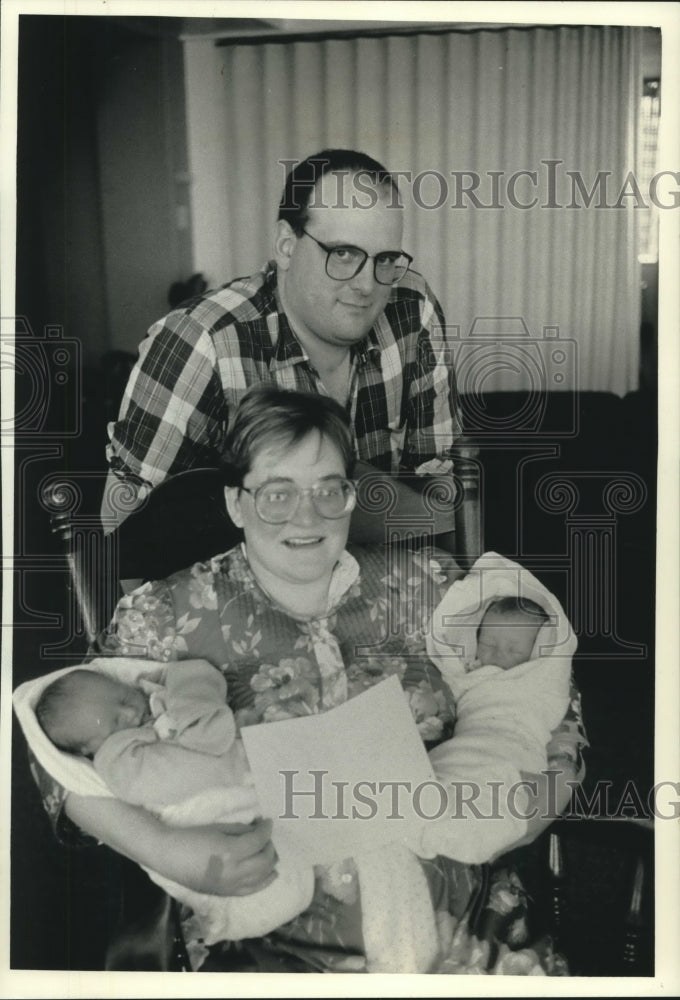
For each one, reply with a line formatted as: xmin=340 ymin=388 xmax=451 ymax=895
xmin=16 ymin=17 xmax=193 ymax=364
xmin=16 ymin=17 xmax=109 ymax=364
xmin=639 ymin=27 xmax=661 ymax=392
xmin=16 ymin=20 xmax=661 ymax=384
xmin=184 ymin=25 xmax=654 ymax=396
xmin=94 ymin=25 xmax=193 ymax=356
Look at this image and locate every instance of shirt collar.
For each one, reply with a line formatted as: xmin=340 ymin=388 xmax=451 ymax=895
xmin=327 ymin=549 xmax=361 ymax=610
xmin=267 ymin=267 xmax=310 ymax=370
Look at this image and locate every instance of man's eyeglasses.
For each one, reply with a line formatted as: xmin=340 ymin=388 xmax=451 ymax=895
xmin=300 ymin=228 xmax=413 ymax=286
xmin=240 ymin=477 xmax=357 ymax=524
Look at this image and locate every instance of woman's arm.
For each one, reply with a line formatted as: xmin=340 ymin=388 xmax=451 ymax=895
xmin=65 ymin=793 xmax=277 ymax=897
xmin=486 ymin=761 xmax=578 ymax=860
xmin=497 ymin=675 xmax=588 ymax=852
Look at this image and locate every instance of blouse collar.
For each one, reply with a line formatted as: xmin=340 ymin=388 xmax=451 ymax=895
xmin=235 ymin=543 xmax=360 ymax=619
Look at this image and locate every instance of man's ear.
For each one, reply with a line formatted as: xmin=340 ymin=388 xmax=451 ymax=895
xmin=273 ymin=220 xmax=298 ymax=271
xmin=224 ymin=487 xmax=245 ymax=529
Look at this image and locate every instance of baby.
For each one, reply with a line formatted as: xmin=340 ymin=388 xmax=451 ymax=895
xmin=35 ymin=662 xmax=250 ymax=803
xmin=422 ymin=553 xmax=575 ymax=874
xmin=35 ymin=661 xmax=314 ymax=949
xmin=471 ymin=596 xmax=550 ymax=672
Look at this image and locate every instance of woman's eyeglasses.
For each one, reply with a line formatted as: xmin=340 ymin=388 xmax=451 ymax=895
xmin=301 ymin=228 xmax=413 ymax=286
xmin=240 ymin=477 xmax=357 ymax=524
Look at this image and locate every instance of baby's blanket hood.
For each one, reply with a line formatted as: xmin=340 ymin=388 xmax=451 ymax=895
xmin=427 ymin=550 xmax=577 ymax=683
xmin=13 ymin=658 xmax=168 ymax=799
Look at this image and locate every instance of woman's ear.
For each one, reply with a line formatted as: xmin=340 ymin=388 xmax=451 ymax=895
xmin=224 ymin=487 xmax=245 ymax=528
xmin=273 ymin=220 xmax=297 ymax=272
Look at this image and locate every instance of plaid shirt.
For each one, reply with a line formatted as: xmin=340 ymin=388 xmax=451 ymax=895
xmin=107 ymin=262 xmax=462 ymax=490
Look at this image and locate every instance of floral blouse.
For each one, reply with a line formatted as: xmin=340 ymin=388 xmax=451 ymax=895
xmin=30 ymin=543 xmax=587 ymax=842
xmin=28 ymin=543 xmax=588 ymax=973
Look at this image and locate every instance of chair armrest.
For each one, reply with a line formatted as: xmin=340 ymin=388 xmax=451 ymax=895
xmin=41 ymin=479 xmax=108 ymax=644
xmin=451 ymin=435 xmax=483 ymax=568
xmin=349 ymin=449 xmax=483 ymax=568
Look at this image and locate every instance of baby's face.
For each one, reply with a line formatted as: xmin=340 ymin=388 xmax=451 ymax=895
xmin=476 ymin=608 xmax=541 ymax=670
xmin=55 ymin=673 xmax=151 ymax=757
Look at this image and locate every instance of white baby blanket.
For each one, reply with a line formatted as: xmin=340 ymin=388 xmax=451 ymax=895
xmin=416 ymin=551 xmax=577 ymax=865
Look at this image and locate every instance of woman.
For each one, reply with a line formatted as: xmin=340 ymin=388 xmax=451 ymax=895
xmin=29 ymin=386 xmax=586 ymax=973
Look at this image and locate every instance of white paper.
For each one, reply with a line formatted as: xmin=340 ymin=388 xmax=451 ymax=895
xmin=241 ymin=675 xmax=436 ymax=866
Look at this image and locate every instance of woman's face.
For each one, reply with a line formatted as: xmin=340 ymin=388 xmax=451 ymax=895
xmin=225 ymin=431 xmax=351 ymax=590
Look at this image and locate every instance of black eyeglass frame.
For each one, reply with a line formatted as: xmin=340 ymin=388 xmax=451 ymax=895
xmin=300 ymin=228 xmax=413 ymax=286
xmin=239 ymin=478 xmax=358 ymax=524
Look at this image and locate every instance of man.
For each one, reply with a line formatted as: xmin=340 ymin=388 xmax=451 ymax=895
xmin=102 ymin=149 xmax=462 ymax=528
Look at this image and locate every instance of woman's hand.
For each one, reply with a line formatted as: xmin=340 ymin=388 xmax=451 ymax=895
xmin=65 ymin=794 xmax=277 ymax=897
xmin=162 ymin=819 xmax=278 ymax=896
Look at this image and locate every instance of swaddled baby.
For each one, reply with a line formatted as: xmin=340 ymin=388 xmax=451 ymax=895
xmin=35 ymin=660 xmax=314 ymax=947
xmin=419 ymin=553 xmax=576 ymax=868
xmin=35 ymin=663 xmax=249 ymax=790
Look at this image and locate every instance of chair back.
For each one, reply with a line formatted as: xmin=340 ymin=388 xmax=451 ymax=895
xmin=113 ymin=468 xmax=241 ymax=582
xmin=42 ymin=468 xmax=241 ymax=644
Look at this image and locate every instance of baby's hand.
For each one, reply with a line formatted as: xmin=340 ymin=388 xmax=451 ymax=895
xmin=465 ymin=658 xmax=482 ymax=672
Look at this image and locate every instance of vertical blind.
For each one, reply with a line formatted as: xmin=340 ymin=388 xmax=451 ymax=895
xmin=184 ymin=26 xmax=643 ymax=395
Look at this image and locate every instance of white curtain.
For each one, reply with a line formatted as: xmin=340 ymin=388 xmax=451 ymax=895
xmin=184 ymin=26 xmax=642 ymax=395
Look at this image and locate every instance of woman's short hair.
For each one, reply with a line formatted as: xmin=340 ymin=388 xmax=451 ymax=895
xmin=278 ymin=148 xmax=401 ymax=234
xmin=220 ymin=386 xmax=356 ymax=486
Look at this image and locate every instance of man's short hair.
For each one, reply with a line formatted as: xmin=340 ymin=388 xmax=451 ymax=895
xmin=278 ymin=148 xmax=401 ymax=234
xmin=220 ymin=386 xmax=356 ymax=487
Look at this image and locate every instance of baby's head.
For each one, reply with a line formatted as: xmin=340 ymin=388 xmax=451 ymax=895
xmin=476 ymin=597 xmax=550 ymax=670
xmin=36 ymin=669 xmax=151 ymax=758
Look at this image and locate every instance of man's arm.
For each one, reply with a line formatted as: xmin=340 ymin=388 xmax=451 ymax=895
xmin=100 ymin=468 xmax=147 ymax=534
xmin=103 ymin=318 xmax=227 ymax=528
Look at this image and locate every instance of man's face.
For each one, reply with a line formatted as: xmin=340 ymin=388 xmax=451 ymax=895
xmin=276 ymin=171 xmax=404 ymax=355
